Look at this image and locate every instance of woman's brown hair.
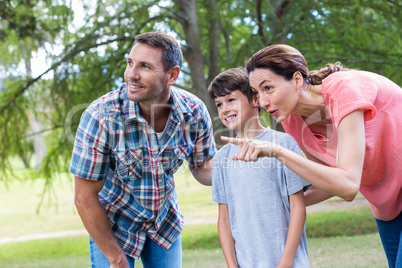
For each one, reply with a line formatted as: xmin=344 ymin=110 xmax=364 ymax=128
xmin=246 ymin=44 xmax=350 ymax=85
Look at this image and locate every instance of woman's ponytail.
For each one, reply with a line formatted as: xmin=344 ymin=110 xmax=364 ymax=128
xmin=307 ymin=62 xmax=350 ymax=85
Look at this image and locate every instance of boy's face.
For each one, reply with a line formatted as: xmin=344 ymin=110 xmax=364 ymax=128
xmin=214 ymin=90 xmax=258 ymax=132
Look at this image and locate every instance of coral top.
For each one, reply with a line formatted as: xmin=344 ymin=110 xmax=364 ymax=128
xmin=282 ymin=70 xmax=402 ymax=221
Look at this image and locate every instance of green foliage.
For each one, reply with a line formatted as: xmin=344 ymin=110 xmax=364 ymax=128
xmin=0 ymin=0 xmax=401 ymax=179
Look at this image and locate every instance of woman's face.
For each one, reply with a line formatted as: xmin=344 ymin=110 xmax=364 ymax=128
xmin=249 ymin=68 xmax=299 ymax=123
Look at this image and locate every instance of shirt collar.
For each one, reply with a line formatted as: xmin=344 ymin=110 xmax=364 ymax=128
xmin=123 ymin=86 xmax=195 ymax=124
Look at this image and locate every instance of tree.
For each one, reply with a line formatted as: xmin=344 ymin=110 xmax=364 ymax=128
xmin=0 ymin=0 xmax=401 ymax=181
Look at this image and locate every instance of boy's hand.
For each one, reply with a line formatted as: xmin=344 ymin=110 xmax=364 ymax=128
xmin=220 ymin=136 xmax=279 ymax=162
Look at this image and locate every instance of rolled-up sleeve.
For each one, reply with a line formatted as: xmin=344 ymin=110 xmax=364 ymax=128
xmin=187 ymin=102 xmax=216 ymax=166
xmin=69 ymin=106 xmax=111 ymax=181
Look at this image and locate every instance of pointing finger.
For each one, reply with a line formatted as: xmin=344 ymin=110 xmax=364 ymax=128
xmin=220 ymin=136 xmax=242 ymax=146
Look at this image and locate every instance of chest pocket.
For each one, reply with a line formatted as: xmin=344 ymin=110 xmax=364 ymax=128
xmin=115 ymin=149 xmax=143 ymax=188
xmin=161 ymin=143 xmax=194 ymax=175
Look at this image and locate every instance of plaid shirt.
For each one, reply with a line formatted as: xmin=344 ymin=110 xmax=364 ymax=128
xmin=69 ymin=85 xmax=215 ymax=258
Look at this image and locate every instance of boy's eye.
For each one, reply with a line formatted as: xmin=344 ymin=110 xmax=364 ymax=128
xmin=228 ymin=98 xmax=235 ymax=102
xmin=216 ymin=103 xmax=222 ymax=108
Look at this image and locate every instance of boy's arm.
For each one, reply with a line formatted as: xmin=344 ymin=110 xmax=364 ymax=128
xmin=218 ymin=203 xmax=238 ymax=268
xmin=277 ymin=190 xmax=306 ymax=268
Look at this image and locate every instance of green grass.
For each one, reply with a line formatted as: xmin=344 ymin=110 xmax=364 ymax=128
xmin=0 ymin=177 xmax=85 ymax=238
xmin=0 ymin=230 xmax=387 ymax=268
xmin=306 ymin=205 xmax=378 ymax=238
xmin=308 ymin=234 xmax=387 ymax=268
xmin=0 ymin=162 xmax=387 ymax=267
xmin=0 ymin=236 xmax=90 ymax=268
xmin=182 ymin=223 xmax=220 ymax=250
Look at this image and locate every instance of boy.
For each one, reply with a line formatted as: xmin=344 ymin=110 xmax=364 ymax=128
xmin=208 ymin=67 xmax=310 ymax=267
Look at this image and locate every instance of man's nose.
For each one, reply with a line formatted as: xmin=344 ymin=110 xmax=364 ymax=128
xmin=127 ymin=66 xmax=140 ymax=80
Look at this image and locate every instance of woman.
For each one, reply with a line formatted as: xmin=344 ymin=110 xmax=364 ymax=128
xmin=222 ymin=44 xmax=402 ymax=267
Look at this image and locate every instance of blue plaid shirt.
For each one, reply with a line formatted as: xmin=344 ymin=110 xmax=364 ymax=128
xmin=69 ymin=84 xmax=216 ymax=258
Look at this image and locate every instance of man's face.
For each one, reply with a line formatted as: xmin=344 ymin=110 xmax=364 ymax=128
xmin=124 ymin=43 xmax=170 ymax=106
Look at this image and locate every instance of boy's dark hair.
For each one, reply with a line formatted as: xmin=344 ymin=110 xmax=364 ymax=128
xmin=208 ymin=67 xmax=256 ymax=101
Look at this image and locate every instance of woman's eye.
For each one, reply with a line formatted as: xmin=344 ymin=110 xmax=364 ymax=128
xmin=265 ymin=86 xmax=273 ymax=91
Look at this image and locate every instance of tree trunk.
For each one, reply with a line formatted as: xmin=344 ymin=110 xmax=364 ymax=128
xmin=173 ymin=0 xmax=221 ymax=135
xmin=22 ymin=43 xmax=47 ymax=170
xmin=271 ymin=0 xmax=293 ymax=44
xmin=29 ymin=115 xmax=47 ymax=170
xmin=207 ymin=0 xmax=220 ymax=84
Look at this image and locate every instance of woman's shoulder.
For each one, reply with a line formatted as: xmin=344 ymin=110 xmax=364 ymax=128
xmin=324 ymin=70 xmax=395 ymax=87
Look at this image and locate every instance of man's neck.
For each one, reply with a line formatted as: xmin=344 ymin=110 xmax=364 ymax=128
xmin=139 ymin=104 xmax=171 ymax=132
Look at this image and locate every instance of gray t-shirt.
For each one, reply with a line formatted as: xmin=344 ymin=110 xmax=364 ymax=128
xmin=212 ymin=128 xmax=311 ymax=267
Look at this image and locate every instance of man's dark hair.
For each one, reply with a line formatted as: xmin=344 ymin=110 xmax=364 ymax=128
xmin=134 ymin=32 xmax=183 ymax=71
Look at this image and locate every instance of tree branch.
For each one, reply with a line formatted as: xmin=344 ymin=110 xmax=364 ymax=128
xmin=157 ymin=5 xmax=187 ymax=24
xmin=0 ymin=35 xmax=132 ymax=115
xmin=25 ymin=123 xmax=78 ymax=138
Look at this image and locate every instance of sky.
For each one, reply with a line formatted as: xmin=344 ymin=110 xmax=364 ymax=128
xmin=29 ymin=0 xmax=96 ymax=78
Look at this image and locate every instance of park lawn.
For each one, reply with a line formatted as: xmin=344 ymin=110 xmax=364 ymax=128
xmin=0 ymin=229 xmax=387 ymax=268
xmin=0 ymin=166 xmax=388 ymax=267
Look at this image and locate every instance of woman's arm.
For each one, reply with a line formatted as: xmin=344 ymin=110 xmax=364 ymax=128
xmin=301 ymin=152 xmax=334 ymax=206
xmin=304 ymin=186 xmax=334 ymax=206
xmin=217 ymin=203 xmax=238 ymax=268
xmin=222 ymin=110 xmax=365 ymax=201
xmin=277 ymin=190 xmax=306 ymax=268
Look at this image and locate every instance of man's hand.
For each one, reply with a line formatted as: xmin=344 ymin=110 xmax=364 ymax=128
xmin=110 ymin=254 xmax=130 ymax=268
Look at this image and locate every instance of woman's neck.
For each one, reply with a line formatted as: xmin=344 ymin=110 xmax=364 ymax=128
xmin=298 ymin=84 xmax=334 ymax=138
xmin=295 ymin=84 xmax=325 ymax=118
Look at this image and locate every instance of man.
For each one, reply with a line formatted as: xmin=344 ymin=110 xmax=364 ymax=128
xmin=69 ymin=32 xmax=215 ymax=268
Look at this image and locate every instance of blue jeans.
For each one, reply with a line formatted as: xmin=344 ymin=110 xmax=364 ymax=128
xmin=376 ymin=211 xmax=402 ymax=268
xmin=89 ymin=235 xmax=182 ymax=268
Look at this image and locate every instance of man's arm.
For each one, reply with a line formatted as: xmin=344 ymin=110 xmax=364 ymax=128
xmin=74 ymin=176 xmax=129 ymax=268
xmin=218 ymin=203 xmax=238 ymax=268
xmin=189 ymin=158 xmax=213 ymax=186
xmin=277 ymin=190 xmax=306 ymax=268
